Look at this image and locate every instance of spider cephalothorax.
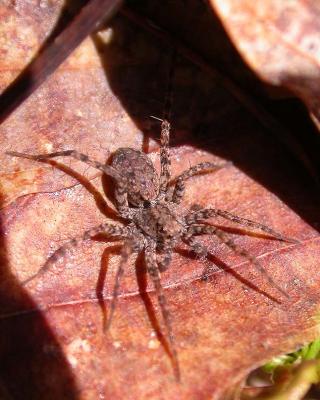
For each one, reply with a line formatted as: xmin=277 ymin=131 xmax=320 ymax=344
xmin=6 ymin=120 xmax=296 ymax=379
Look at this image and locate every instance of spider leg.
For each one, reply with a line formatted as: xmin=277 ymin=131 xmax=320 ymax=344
xmin=171 ymin=162 xmax=230 ymax=204
xmin=182 ymin=235 xmax=208 ymax=259
xmin=186 ymin=225 xmax=289 ymax=299
xmin=183 ymin=234 xmax=281 ymax=303
xmin=7 ymin=150 xmax=132 ymax=218
xmin=6 ymin=150 xmax=121 ymax=180
xmin=186 ymin=208 xmax=298 ymax=244
xmin=145 ymin=240 xmax=180 ymax=381
xmin=113 ymin=186 xmax=132 ymax=219
xmin=157 ymin=120 xmax=172 ymax=199
xmin=182 ymin=235 xmax=221 ymax=280
xmin=23 ymin=223 xmax=128 ymax=286
xmin=157 ymin=239 xmax=174 ymax=272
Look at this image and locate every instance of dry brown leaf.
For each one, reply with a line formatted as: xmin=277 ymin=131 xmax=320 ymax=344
xmin=209 ymin=0 xmax=320 ymax=129
xmin=0 ymin=1 xmax=319 ymax=399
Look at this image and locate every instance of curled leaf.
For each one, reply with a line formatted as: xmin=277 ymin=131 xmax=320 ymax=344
xmin=0 ymin=1 xmax=319 ymax=399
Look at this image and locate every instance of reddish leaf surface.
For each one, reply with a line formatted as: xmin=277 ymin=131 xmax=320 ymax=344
xmin=210 ymin=0 xmax=320 ymax=129
xmin=0 ymin=2 xmax=319 ymax=399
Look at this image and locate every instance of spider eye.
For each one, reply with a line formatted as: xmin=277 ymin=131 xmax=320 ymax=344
xmin=143 ymin=200 xmax=151 ymax=208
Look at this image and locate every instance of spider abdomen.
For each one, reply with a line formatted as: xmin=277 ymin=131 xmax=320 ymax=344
xmin=135 ymin=202 xmax=184 ymax=240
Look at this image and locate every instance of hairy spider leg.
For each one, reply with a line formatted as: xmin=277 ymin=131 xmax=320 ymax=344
xmin=183 ymin=235 xmax=281 ymax=303
xmin=186 ymin=208 xmax=298 ymax=244
xmin=145 ymin=240 xmax=180 ymax=381
xmin=182 ymin=235 xmax=208 ymax=259
xmin=6 ymin=150 xmax=133 ymax=218
xmin=186 ymin=224 xmax=289 ymax=299
xmin=171 ymin=162 xmax=230 ymax=204
xmin=182 ymin=235 xmax=221 ymax=280
xmin=157 ymin=120 xmax=172 ymax=199
xmin=113 ymin=184 xmax=133 ymax=219
xmin=157 ymin=239 xmax=175 ymax=272
xmin=146 ymin=241 xmax=180 ymax=379
xmin=7 ymin=150 xmax=119 ymax=179
xmin=23 ymin=224 xmax=128 ymax=286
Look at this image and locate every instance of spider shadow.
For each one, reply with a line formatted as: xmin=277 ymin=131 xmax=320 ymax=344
xmin=176 ymin=246 xmax=282 ymax=305
xmin=94 ymin=239 xmax=177 ymax=371
xmin=19 ymin=152 xmax=175 ymax=363
xmin=33 ymin=158 xmax=122 ymax=222
xmin=134 ymin=251 xmax=176 ymax=365
xmin=95 ymin=243 xmax=122 ymax=329
xmin=205 ymin=224 xmax=286 ymax=242
xmin=101 ymin=154 xmax=119 ymax=206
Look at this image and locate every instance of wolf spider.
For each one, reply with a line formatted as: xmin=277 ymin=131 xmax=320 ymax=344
xmin=7 ymin=119 xmax=296 ymax=380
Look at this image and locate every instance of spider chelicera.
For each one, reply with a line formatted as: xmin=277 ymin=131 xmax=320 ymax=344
xmin=6 ymin=119 xmax=296 ymax=380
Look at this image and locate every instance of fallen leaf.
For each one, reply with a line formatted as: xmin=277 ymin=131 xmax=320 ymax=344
xmin=209 ymin=0 xmax=320 ymax=130
xmin=0 ymin=1 xmax=319 ymax=399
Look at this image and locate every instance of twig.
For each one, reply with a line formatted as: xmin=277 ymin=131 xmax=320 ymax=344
xmin=0 ymin=0 xmax=123 ymax=124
